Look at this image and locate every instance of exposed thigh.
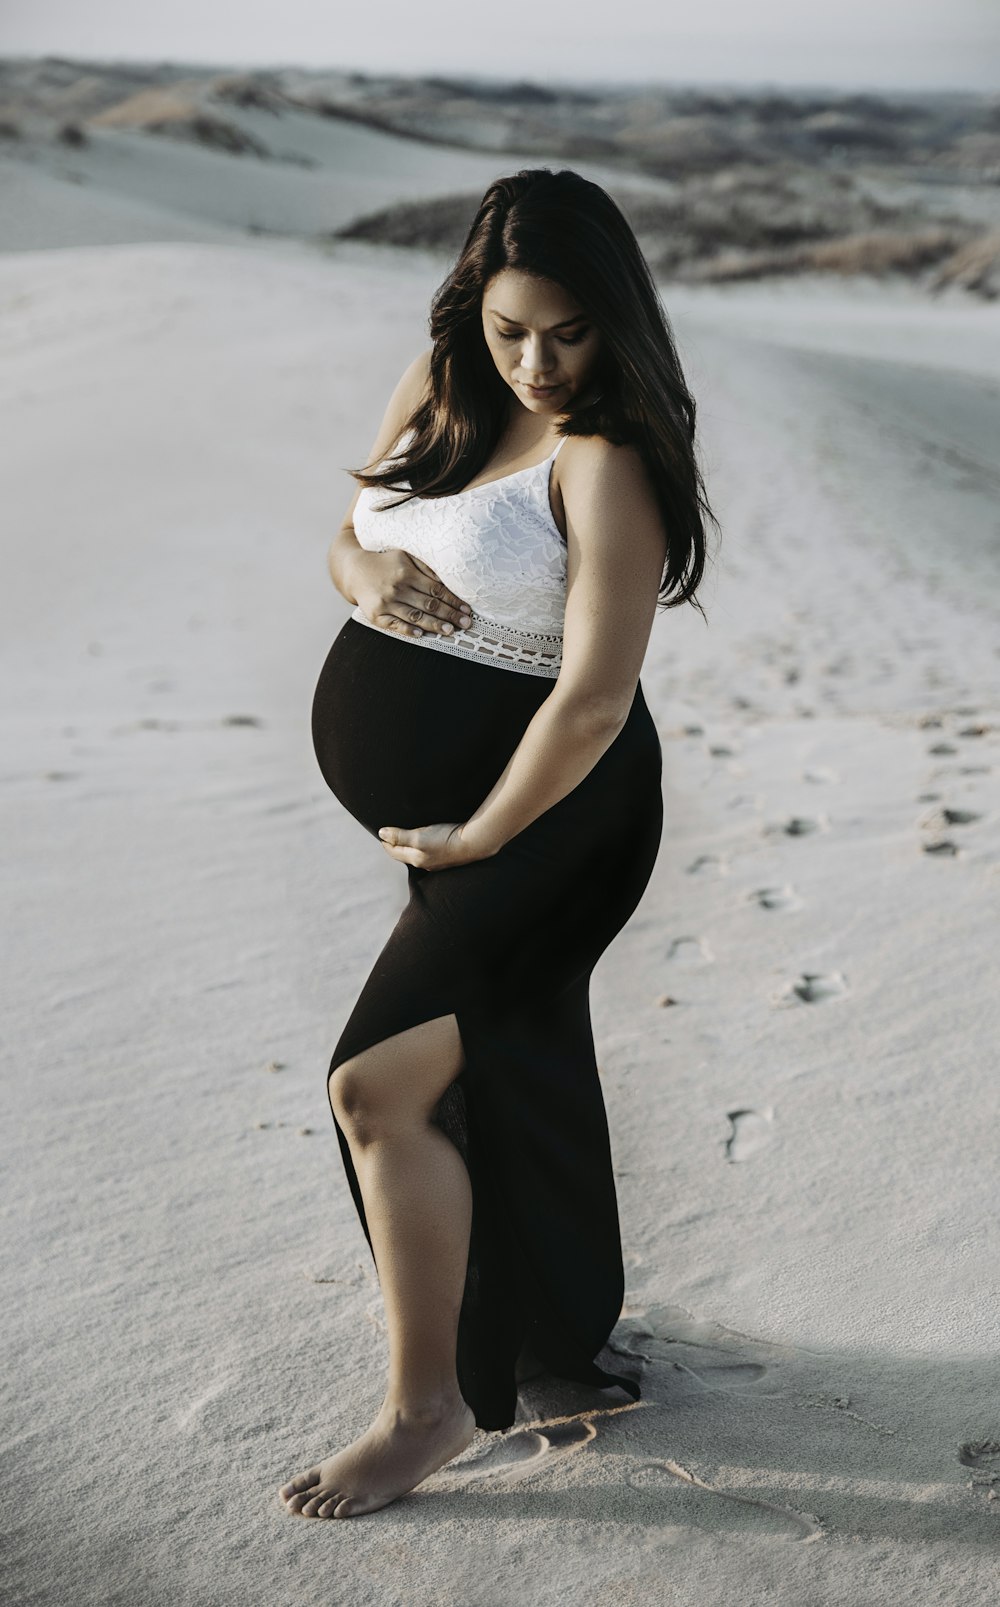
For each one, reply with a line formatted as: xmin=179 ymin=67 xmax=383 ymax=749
xmin=328 ymin=1012 xmax=465 ymax=1127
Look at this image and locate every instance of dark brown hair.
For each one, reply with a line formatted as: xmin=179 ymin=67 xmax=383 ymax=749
xmin=351 ymin=167 xmax=720 ymax=615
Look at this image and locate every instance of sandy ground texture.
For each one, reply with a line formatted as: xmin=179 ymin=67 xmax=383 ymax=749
xmin=3 ymin=170 xmax=1000 ymax=1605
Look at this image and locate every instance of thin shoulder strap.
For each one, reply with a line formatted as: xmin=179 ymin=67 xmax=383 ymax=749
xmin=550 ymin=435 xmax=568 ymax=459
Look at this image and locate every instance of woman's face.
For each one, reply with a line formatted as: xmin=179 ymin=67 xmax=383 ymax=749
xmin=480 ymin=268 xmax=602 ymax=419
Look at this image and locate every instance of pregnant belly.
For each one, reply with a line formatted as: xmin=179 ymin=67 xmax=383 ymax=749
xmin=311 ymin=618 xmax=552 ymax=835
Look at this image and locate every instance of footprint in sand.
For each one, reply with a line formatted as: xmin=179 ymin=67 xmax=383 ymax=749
xmin=686 ymin=853 xmax=729 ymax=875
xmin=780 ymin=971 xmax=848 ymax=1005
xmin=726 ymin=792 xmax=765 ymax=811
xmin=615 ymin=1302 xmax=810 ymax=1365
xmin=958 ymin=1440 xmax=1000 ymax=1508
xmin=922 ymin=839 xmax=961 ymax=856
xmin=958 ymin=1439 xmax=1000 ymax=1472
xmin=920 ymin=805 xmax=982 ymax=830
xmin=672 ymin=1361 xmax=769 ymax=1392
xmin=625 ymin=1459 xmax=823 ymax=1542
xmin=927 ymin=742 xmax=958 ymax=756
xmin=667 ymin=935 xmax=714 ymax=967
xmin=768 ymin=814 xmax=826 ymax=838
xmin=957 ymin=723 xmax=993 ymax=739
xmin=445 ymin=1418 xmax=597 ymax=1485
xmin=725 ymin=1107 xmax=774 ymax=1162
xmin=749 ymin=884 xmax=803 ymax=912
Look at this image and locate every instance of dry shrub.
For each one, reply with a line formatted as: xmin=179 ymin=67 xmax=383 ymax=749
xmin=617 ymin=115 xmax=754 ymax=174
xmin=91 ymin=87 xmax=269 ymax=157
xmin=209 ymin=74 xmax=286 ymax=113
xmin=933 ymin=132 xmax=1000 ymax=179
xmin=929 ymin=231 xmax=1000 ymax=298
xmin=801 ymin=109 xmax=903 ymax=150
xmin=90 ymin=86 xmax=204 ymax=127
xmin=163 ymin=115 xmax=270 ymax=157
xmin=805 ymin=227 xmax=965 ymax=272
xmin=677 ymin=226 xmax=967 ymax=283
xmin=333 ymin=193 xmax=482 ymax=251
xmin=56 ymin=121 xmax=87 ymax=146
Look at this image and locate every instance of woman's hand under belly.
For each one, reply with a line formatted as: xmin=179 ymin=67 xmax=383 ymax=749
xmin=376 ymin=820 xmax=498 ymax=871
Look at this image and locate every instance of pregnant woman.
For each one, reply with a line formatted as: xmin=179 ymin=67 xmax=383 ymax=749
xmin=281 ymin=167 xmax=717 ymax=1520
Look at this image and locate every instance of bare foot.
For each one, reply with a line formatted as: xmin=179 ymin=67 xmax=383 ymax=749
xmin=278 ymin=1397 xmax=477 ymax=1519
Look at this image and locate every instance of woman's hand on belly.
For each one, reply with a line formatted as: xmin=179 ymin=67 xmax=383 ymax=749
xmin=351 ymin=549 xmax=472 ymax=639
xmin=376 ymin=820 xmax=497 ymax=871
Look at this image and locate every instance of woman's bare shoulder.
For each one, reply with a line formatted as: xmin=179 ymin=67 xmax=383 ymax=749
xmin=554 ymin=432 xmax=653 ymax=514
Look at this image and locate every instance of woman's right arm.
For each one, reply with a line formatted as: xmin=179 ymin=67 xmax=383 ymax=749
xmin=328 ymin=351 xmax=472 ymax=639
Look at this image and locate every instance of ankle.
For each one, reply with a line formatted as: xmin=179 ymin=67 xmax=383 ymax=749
xmin=381 ymin=1392 xmax=469 ymax=1427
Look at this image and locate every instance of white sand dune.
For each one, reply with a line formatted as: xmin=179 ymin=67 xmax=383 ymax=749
xmin=0 ymin=110 xmax=673 ymax=252
xmin=2 ymin=147 xmax=1000 ymax=1606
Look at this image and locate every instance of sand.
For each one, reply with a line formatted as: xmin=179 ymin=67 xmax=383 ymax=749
xmin=2 ymin=129 xmax=1000 ymax=1607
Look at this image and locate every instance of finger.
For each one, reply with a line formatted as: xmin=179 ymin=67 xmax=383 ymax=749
xmin=382 ymin=843 xmax=424 ymax=867
xmin=407 ymin=556 xmax=471 ymax=614
xmin=398 ymin=585 xmax=473 ymax=635
xmin=371 ymin=609 xmax=430 ymax=639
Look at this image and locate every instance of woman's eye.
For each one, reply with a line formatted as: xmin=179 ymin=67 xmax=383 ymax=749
xmin=495 ymin=329 xmax=590 ymax=346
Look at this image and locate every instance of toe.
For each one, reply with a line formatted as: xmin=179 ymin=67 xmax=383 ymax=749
xmin=301 ymin=1490 xmax=335 ymax=1517
xmin=333 ymin=1497 xmax=359 ymax=1518
xmin=316 ymin=1495 xmax=341 ymax=1518
xmin=285 ymin=1489 xmax=319 ymax=1514
xmin=280 ymin=1468 xmax=320 ymax=1501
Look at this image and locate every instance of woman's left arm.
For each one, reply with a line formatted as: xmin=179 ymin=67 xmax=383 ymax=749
xmin=378 ymin=438 xmax=668 ymax=870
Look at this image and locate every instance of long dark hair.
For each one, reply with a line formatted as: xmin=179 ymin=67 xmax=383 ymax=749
xmin=351 ymin=167 xmax=720 ymax=616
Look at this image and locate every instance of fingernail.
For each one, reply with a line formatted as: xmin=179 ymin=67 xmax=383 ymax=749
xmin=459 ymin=614 xmax=472 ymax=627
xmin=441 ymin=622 xmax=453 ymax=634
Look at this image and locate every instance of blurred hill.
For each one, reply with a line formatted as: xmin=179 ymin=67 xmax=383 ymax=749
xmin=1 ymin=55 xmax=998 ymax=295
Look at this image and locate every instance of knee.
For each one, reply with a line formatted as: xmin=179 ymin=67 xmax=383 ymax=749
xmin=328 ymin=1057 xmax=394 ymax=1146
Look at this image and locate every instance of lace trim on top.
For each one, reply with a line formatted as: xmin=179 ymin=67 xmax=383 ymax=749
xmin=349 ymin=603 xmax=562 ymax=678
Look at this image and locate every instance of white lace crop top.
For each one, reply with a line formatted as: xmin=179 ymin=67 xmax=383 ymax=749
xmin=348 ymin=428 xmax=568 ymax=678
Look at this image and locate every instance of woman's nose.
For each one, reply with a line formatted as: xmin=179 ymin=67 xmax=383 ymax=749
xmin=522 ymin=339 xmax=555 ymax=377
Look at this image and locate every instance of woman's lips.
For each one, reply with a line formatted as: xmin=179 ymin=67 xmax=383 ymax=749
xmin=521 ymin=382 xmax=563 ymax=397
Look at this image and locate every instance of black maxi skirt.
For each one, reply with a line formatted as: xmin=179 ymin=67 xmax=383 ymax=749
xmin=310 ymin=616 xmax=663 ymax=1432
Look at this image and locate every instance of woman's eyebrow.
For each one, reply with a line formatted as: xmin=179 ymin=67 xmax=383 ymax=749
xmin=488 ymin=309 xmax=588 ymax=329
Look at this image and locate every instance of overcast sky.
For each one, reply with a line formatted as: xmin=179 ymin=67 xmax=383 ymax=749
xmin=3 ymin=0 xmax=998 ymax=93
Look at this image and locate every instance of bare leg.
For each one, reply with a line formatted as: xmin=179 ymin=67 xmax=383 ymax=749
xmin=279 ymin=1014 xmax=478 ymax=1519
